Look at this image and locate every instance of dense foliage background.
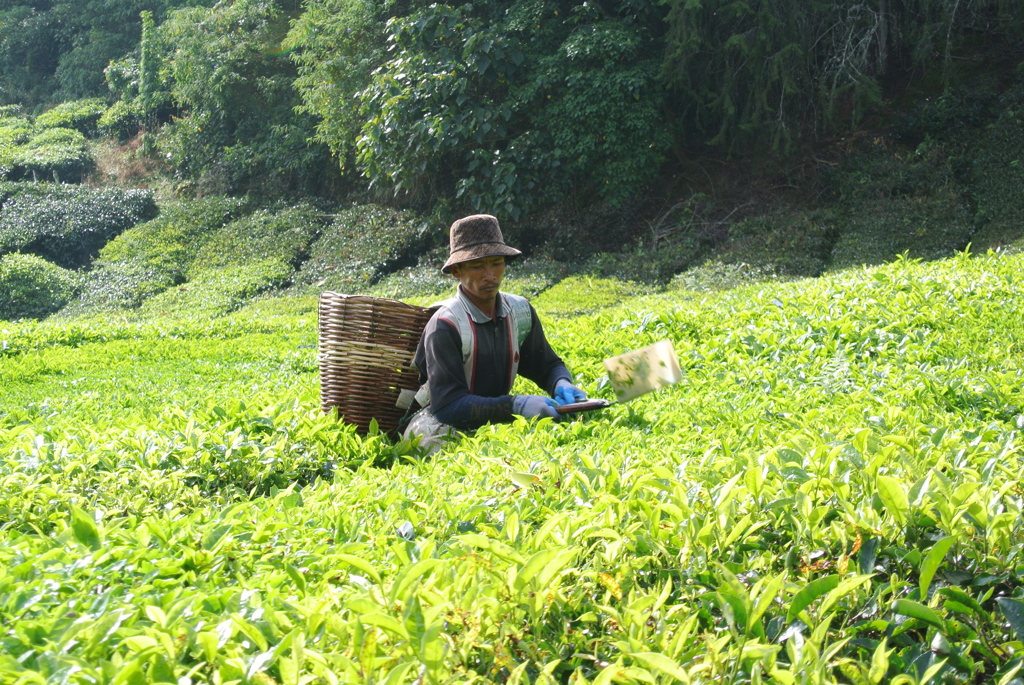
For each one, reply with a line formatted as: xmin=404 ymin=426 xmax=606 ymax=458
xmin=3 ymin=0 xmax=1023 ymax=222
xmin=0 ymin=0 xmax=1021 ymax=317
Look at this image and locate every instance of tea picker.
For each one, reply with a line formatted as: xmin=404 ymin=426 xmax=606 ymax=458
xmin=317 ymin=214 xmax=681 ymax=449
xmin=398 ymin=214 xmax=590 ymax=451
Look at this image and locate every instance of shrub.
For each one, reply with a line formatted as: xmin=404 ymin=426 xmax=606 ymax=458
xmin=97 ymin=100 xmax=144 ymax=141
xmin=59 ymin=260 xmax=182 ymax=317
xmin=66 ymin=197 xmax=251 ymax=315
xmin=0 ymin=185 xmax=158 ymax=269
xmin=969 ymin=92 xmax=1024 ymax=250
xmin=531 ymin=275 xmax=649 ymax=318
xmin=364 ymin=265 xmax=453 ymax=302
xmin=828 ymin=190 xmax=973 ymax=270
xmin=293 ymin=204 xmax=431 ymax=292
xmin=892 ymin=87 xmax=997 ymax=146
xmin=494 ymin=257 xmax=570 ymax=299
xmin=0 ymin=118 xmax=32 ymax=145
xmin=34 ymin=98 xmax=108 ymax=138
xmin=669 ymin=259 xmax=781 ymax=292
xmin=99 ymin=196 xmax=250 ymax=275
xmin=0 ymin=147 xmax=14 ymax=182
xmin=12 ymin=127 xmax=94 ymax=183
xmin=140 ymin=259 xmax=294 ymax=317
xmin=189 ymin=204 xmax=323 ymax=278
xmin=582 ymin=242 xmax=704 ymax=284
xmin=0 ymin=253 xmax=81 ymax=320
xmin=361 ymin=254 xmax=564 ymax=304
xmin=823 ymin=138 xmax=974 ymax=270
xmin=0 ymin=118 xmax=34 ymax=179
xmin=0 ymin=181 xmax=58 ymax=207
xmin=723 ymin=210 xmax=840 ymax=278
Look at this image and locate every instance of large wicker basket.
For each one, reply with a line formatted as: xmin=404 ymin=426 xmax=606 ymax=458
xmin=318 ymin=293 xmax=436 ymax=435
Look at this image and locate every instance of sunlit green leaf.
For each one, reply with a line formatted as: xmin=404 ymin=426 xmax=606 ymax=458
xmin=891 ymin=599 xmax=944 ymax=630
xmin=918 ymin=537 xmax=956 ymax=599
xmin=787 ymin=575 xmax=840 ymax=622
xmin=69 ymin=505 xmax=101 ymax=551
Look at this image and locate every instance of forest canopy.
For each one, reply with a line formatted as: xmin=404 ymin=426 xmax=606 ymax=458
xmin=1 ymin=0 xmax=1021 ymax=219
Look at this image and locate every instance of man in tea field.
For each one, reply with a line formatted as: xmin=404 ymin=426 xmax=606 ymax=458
xmin=403 ymin=214 xmax=587 ymax=451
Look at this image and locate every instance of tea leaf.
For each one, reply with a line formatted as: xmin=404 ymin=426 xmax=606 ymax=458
xmin=869 ymin=638 xmax=891 ymax=684
xmin=336 ymin=554 xmax=382 ymax=584
xmin=787 ymin=574 xmax=840 ymax=622
xmin=631 ymin=652 xmax=689 ymax=681
xmin=875 ymin=476 xmax=909 ymax=524
xmin=891 ymin=599 xmax=944 ymax=630
xmin=818 ymin=574 xmax=873 ymax=617
xmin=390 ymin=558 xmax=444 ymax=603
xmin=918 ymin=536 xmax=956 ymax=599
xmin=456 ymin=533 xmax=525 ymax=564
xmin=936 ymin=587 xmax=987 ymax=620
xmin=510 ymin=471 xmax=540 ymax=488
xmin=69 ymin=505 xmax=101 ymax=551
xmin=360 ymin=612 xmax=410 ymax=639
xmin=997 ymin=597 xmax=1024 ymax=642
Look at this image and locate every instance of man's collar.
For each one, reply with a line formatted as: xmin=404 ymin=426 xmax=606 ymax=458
xmin=456 ymin=286 xmax=506 ymax=322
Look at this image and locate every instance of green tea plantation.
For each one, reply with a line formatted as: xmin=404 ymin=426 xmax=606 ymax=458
xmin=2 ymin=250 xmax=1024 ymax=684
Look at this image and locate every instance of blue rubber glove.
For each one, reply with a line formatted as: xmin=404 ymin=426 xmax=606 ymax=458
xmin=512 ymin=394 xmax=559 ymax=420
xmin=553 ymin=379 xmax=587 ymax=406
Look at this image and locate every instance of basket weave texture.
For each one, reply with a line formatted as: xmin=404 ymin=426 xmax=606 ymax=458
xmin=318 ymin=293 xmax=436 ymax=435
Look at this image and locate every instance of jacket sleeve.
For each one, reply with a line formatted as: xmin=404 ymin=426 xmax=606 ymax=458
xmin=416 ymin=315 xmax=515 ymax=429
xmin=516 ymin=305 xmax=572 ymax=396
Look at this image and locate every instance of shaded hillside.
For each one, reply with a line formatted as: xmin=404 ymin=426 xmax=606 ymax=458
xmin=2 ymin=21 xmax=1024 ymax=320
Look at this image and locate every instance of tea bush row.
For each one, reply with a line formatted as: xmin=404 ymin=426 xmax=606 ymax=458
xmin=133 ymin=204 xmax=325 ymax=317
xmin=34 ymin=98 xmax=108 ymax=138
xmin=141 ymin=259 xmax=297 ymax=317
xmin=67 ymin=196 xmax=252 ymax=316
xmin=0 ymin=184 xmax=157 ymax=269
xmin=9 ymin=126 xmax=93 ymax=182
xmin=969 ymin=80 xmax=1024 ymax=249
xmin=97 ymin=100 xmax=144 ymax=141
xmin=189 ymin=204 xmax=323 ymax=278
xmin=2 ymin=251 xmax=1024 ymax=683
xmin=292 ymin=204 xmax=433 ymax=294
xmin=0 ymin=253 xmax=80 ymax=320
xmin=0 ymin=99 xmax=114 ymax=182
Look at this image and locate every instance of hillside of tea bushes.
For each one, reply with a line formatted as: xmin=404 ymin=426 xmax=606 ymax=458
xmin=3 ymin=250 xmax=1024 ymax=684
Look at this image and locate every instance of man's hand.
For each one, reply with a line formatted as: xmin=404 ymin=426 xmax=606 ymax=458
xmin=553 ymin=379 xmax=587 ymax=406
xmin=513 ymin=395 xmax=560 ymax=420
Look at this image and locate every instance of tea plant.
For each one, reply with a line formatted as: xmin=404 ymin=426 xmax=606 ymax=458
xmin=34 ymin=98 xmax=108 ymax=138
xmin=532 ymin=276 xmax=651 ymax=318
xmin=2 ymin=249 xmax=1024 ymax=684
xmin=63 ymin=197 xmax=250 ymax=316
xmin=97 ymin=100 xmax=144 ymax=141
xmin=292 ymin=204 xmax=433 ymax=293
xmin=188 ymin=204 xmax=323 ymax=277
xmin=0 ymin=184 xmax=157 ymax=269
xmin=11 ymin=127 xmax=94 ymax=182
xmin=140 ymin=259 xmax=296 ymax=318
xmin=0 ymin=253 xmax=81 ymax=320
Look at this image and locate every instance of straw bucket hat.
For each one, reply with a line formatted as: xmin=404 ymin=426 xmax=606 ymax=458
xmin=441 ymin=214 xmax=522 ymax=274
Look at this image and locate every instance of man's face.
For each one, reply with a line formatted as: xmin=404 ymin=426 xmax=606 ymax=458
xmin=450 ymin=256 xmax=506 ymax=304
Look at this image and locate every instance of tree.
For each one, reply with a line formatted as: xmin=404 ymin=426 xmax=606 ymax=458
xmin=151 ymin=0 xmax=334 ymax=195
xmin=0 ymin=0 xmax=211 ymax=105
xmin=286 ymin=0 xmax=385 ymax=177
xmin=0 ymin=2 xmax=66 ymax=104
xmin=659 ymin=0 xmax=1024 ymax=154
xmin=292 ymin=0 xmax=671 ymax=221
